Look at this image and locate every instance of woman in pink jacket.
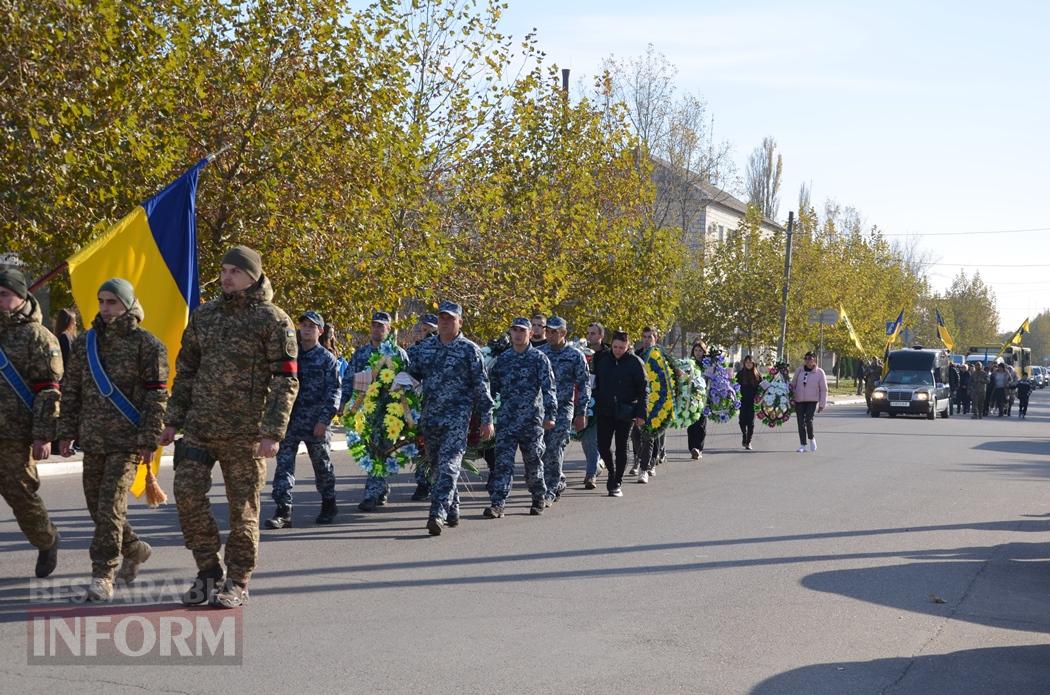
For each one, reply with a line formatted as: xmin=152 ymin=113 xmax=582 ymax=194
xmin=790 ymin=352 xmax=827 ymax=453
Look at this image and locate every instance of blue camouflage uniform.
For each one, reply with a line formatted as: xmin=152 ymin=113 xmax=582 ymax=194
xmin=272 ymin=343 xmax=341 ymax=506
xmin=407 ymin=332 xmax=494 ymax=523
xmin=539 ymin=337 xmax=591 ymax=501
xmin=343 ymin=341 xmax=412 ymax=501
xmin=488 ymin=345 xmax=556 ymax=508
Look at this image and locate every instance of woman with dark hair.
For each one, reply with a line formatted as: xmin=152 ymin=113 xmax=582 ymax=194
xmin=687 ymin=340 xmax=708 ymax=460
xmin=54 ymin=308 xmax=78 ymax=369
xmin=736 ymin=355 xmax=760 ymax=449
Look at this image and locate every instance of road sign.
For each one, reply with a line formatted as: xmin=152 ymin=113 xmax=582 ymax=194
xmin=808 ymin=309 xmax=839 ymax=325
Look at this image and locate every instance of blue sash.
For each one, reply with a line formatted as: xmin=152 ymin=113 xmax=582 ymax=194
xmin=86 ymin=329 xmax=141 ymax=427
xmin=0 ymin=344 xmax=33 ymax=411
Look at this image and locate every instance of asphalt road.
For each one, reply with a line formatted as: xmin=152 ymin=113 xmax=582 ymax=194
xmin=2 ymin=390 xmax=1049 ymax=694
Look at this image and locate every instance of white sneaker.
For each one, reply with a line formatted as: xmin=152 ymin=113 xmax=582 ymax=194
xmin=690 ymin=448 xmax=700 ymax=460
xmin=796 ymin=446 xmax=807 ymax=453
xmin=628 ymin=465 xmax=638 ymax=476
xmin=809 ymin=439 xmax=817 ymax=452
xmin=638 ymin=470 xmax=649 ymax=484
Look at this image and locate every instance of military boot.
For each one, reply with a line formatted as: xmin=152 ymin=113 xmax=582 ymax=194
xmin=265 ymin=504 xmax=293 ymax=529
xmin=35 ymin=534 xmax=59 ymax=579
xmin=410 ymin=483 xmax=431 ymax=501
xmin=116 ymin=540 xmax=152 ymax=585
xmin=84 ymin=576 xmax=113 ymax=603
xmin=315 ymin=498 xmax=336 ymax=524
xmin=181 ymin=565 xmax=224 ymax=606
xmin=210 ymin=579 xmax=248 ymax=609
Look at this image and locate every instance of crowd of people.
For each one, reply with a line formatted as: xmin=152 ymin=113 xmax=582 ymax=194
xmin=0 ymin=245 xmax=836 ymax=609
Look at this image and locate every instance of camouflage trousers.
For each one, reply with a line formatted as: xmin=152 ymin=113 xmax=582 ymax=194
xmin=0 ymin=438 xmax=58 ymax=550
xmin=541 ymin=415 xmax=572 ymax=501
xmin=173 ymin=437 xmax=266 ymax=585
xmin=489 ymin=425 xmax=546 ymax=508
xmin=422 ymin=420 xmax=468 ymax=522
xmin=272 ymin=435 xmax=335 ymax=506
xmin=82 ymin=451 xmax=142 ymax=579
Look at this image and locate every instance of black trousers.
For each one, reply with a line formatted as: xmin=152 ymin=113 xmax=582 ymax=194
xmin=1019 ymin=394 xmax=1030 ymax=416
xmin=687 ymin=417 xmax=707 ymax=452
xmin=739 ymin=406 xmax=755 ymax=445
xmin=796 ymin=402 xmax=817 ymax=446
xmin=597 ymin=416 xmax=634 ymax=491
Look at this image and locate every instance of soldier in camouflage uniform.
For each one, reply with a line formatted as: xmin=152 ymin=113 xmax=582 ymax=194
xmin=408 ymin=313 xmax=439 ymax=500
xmin=863 ymin=358 xmax=882 ymax=413
xmin=484 ymin=317 xmax=556 ymax=518
xmin=0 ymin=269 xmax=61 ymax=578
xmin=539 ymin=316 xmax=590 ymax=505
xmin=57 ymin=279 xmax=168 ymax=601
xmin=266 ymin=311 xmax=341 ymax=529
xmin=160 ymin=246 xmax=299 ymax=608
xmin=340 ymin=311 xmax=410 ymax=512
xmin=406 ymin=301 xmax=494 ymax=536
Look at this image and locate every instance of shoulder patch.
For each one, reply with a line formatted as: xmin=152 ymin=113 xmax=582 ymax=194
xmin=286 ymin=329 xmax=295 ymax=338
xmin=50 ymin=349 xmax=61 ymax=357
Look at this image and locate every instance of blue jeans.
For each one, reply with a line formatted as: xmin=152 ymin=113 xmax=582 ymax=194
xmin=581 ymin=424 xmax=602 ymax=477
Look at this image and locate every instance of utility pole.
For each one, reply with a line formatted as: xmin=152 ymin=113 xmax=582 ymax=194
xmin=777 ymin=211 xmax=795 ymax=361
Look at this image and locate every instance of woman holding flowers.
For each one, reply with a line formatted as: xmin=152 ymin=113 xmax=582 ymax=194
xmin=687 ymin=341 xmax=708 ymax=460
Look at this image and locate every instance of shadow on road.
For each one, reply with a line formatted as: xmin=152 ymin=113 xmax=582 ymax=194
xmin=749 ymin=645 xmax=1050 ymax=695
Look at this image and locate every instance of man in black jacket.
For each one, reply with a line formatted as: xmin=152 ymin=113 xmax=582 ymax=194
xmin=592 ymin=331 xmax=647 ymax=498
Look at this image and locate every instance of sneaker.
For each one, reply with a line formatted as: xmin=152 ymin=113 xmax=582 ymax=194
xmin=648 ymin=467 xmax=656 ymax=478
xmin=638 ymin=470 xmax=649 ymax=484
xmin=265 ymin=504 xmax=293 ymax=529
xmin=84 ymin=576 xmax=113 ymax=603
xmin=357 ymin=497 xmax=378 ymax=512
xmin=745 ymin=443 xmax=753 ymax=450
xmin=426 ymin=517 xmax=444 ymax=536
xmin=809 ymin=439 xmax=817 ymax=452
xmin=377 ymin=490 xmax=389 ymax=506
xmin=628 ymin=465 xmax=639 ymax=476
xmin=796 ymin=446 xmax=807 ymax=453
xmin=483 ymin=505 xmax=504 ymax=519
xmin=410 ymin=483 xmax=431 ymax=501
xmin=583 ymin=476 xmax=596 ymax=490
xmin=544 ymin=497 xmax=553 ymax=508
xmin=697 ymin=451 xmax=703 ymax=461
xmin=446 ymin=514 xmax=459 ymax=528
xmin=530 ymin=499 xmax=544 ymax=515
xmin=35 ymin=535 xmax=59 ymax=579
xmin=181 ymin=567 xmax=224 ymax=606
xmin=690 ymin=448 xmax=700 ymax=460
xmin=210 ymin=579 xmax=248 ymax=609
xmin=116 ymin=540 xmax=152 ymax=585
xmin=609 ymin=487 xmax=623 ymax=498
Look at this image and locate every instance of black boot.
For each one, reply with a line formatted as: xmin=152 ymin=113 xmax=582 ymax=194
xmin=181 ymin=565 xmax=223 ymax=606
xmin=35 ymin=534 xmax=59 ymax=578
xmin=410 ymin=483 xmax=431 ymax=501
xmin=315 ymin=498 xmax=337 ymax=524
xmin=265 ymin=504 xmax=293 ymax=529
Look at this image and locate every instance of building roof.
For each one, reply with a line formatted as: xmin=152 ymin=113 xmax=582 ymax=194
xmin=650 ymin=157 xmax=786 ymax=232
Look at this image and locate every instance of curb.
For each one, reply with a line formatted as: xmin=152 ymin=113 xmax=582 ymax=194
xmin=37 ymin=440 xmax=350 ymax=478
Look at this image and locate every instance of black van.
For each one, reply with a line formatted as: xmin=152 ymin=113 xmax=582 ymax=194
xmin=869 ymin=348 xmax=951 ymax=419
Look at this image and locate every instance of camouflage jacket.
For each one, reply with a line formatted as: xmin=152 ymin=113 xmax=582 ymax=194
xmin=58 ymin=302 xmax=169 ymax=453
xmin=286 ymin=344 xmax=341 ymax=440
xmin=489 ymin=346 xmax=556 ymax=433
xmin=165 ymin=276 xmax=299 ymax=442
xmin=406 ymin=332 xmax=494 ymax=428
xmin=539 ymin=342 xmax=591 ymax=420
xmin=0 ymin=294 xmax=62 ymax=442
xmin=968 ymin=369 xmax=990 ymax=395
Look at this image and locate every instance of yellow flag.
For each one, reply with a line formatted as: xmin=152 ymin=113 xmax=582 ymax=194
xmin=839 ymin=305 xmax=865 ymax=354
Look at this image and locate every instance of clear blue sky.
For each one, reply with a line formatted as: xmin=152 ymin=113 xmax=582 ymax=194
xmin=499 ymin=0 xmax=1050 ymax=333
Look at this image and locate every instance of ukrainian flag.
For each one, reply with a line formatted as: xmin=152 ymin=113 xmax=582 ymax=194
xmin=66 ymin=159 xmax=207 ymax=496
xmin=935 ymin=308 xmax=955 ymax=352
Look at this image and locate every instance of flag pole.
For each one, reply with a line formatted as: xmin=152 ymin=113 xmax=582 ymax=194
xmin=27 ymin=146 xmax=228 ymax=293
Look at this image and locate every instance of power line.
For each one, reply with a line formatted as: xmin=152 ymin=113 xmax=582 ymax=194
xmin=895 ymin=229 xmax=1049 ymax=237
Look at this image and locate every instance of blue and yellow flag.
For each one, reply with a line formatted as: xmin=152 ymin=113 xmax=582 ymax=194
xmin=935 ymin=308 xmax=955 ymax=352
xmin=66 ymin=160 xmax=207 ymax=496
xmin=887 ymin=308 xmax=904 ymax=345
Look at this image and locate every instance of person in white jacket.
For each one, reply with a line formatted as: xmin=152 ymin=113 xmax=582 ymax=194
xmin=790 ymin=352 xmax=827 ymax=453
